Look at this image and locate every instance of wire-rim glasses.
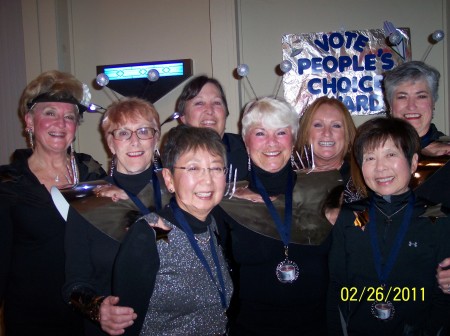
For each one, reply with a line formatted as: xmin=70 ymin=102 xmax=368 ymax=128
xmin=110 ymin=127 xmax=158 ymax=141
xmin=173 ymin=166 xmax=228 ymax=178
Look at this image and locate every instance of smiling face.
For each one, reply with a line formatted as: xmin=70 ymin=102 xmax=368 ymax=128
xmin=180 ymin=83 xmax=227 ymax=137
xmin=162 ymin=148 xmax=226 ymax=221
xmin=390 ymin=79 xmax=434 ymax=137
xmin=25 ymin=102 xmax=78 ymax=153
xmin=107 ymin=116 xmax=159 ymax=175
xmin=309 ymin=104 xmax=346 ymax=169
xmin=361 ymin=138 xmax=418 ymax=196
xmin=245 ymin=124 xmax=293 ymax=173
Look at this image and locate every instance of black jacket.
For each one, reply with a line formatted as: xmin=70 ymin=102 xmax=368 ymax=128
xmin=0 ymin=149 xmax=106 ymax=336
xmin=327 ymin=191 xmax=450 ymax=335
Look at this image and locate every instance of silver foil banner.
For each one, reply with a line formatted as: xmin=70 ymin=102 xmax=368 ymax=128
xmin=282 ymin=28 xmax=411 ymax=116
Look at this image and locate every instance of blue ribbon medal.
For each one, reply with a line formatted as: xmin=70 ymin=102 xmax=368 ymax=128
xmin=252 ymin=168 xmax=298 ymax=283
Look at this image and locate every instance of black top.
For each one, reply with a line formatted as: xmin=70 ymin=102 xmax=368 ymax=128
xmin=420 ymin=123 xmax=445 ymax=149
xmin=215 ymin=165 xmax=343 ymax=336
xmin=327 ymin=191 xmax=450 ymax=335
xmin=63 ymin=166 xmax=171 ymax=336
xmin=0 ymin=149 xmax=106 ymax=336
xmin=415 ymin=159 xmax=450 ymax=208
xmin=223 ymin=132 xmax=248 ymax=182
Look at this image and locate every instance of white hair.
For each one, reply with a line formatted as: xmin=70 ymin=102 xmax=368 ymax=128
xmin=241 ymin=96 xmax=299 ymax=139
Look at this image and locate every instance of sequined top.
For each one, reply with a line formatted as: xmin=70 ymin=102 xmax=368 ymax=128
xmin=139 ymin=212 xmax=233 ymax=336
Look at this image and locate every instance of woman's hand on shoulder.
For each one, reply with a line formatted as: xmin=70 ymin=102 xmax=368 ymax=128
xmin=437 ymin=258 xmax=450 ymax=295
xmin=149 ymin=217 xmax=171 ymax=231
xmin=99 ymin=296 xmax=137 ymax=335
xmin=422 ymin=142 xmax=450 ymax=157
xmin=94 ymin=185 xmax=128 ymax=202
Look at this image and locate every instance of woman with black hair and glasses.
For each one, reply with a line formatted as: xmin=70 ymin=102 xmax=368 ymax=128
xmin=107 ymin=125 xmax=233 ymax=335
xmin=57 ymin=97 xmax=171 ymax=336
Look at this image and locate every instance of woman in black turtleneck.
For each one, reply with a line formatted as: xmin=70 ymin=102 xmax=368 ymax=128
xmin=215 ymin=97 xmax=342 ymax=335
xmin=383 ymin=61 xmax=450 ymax=157
xmin=60 ymin=98 xmax=170 ymax=336
xmin=327 ymin=117 xmax=450 ymax=335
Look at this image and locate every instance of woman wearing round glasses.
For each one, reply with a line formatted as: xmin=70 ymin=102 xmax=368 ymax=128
xmin=60 ymin=97 xmax=171 ymax=336
xmin=108 ymin=125 xmax=233 ymax=335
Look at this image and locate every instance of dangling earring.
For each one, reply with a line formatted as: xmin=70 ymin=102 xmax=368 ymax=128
xmin=153 ymin=149 xmax=162 ymax=170
xmin=247 ymin=156 xmax=251 ymax=171
xmin=109 ymin=154 xmax=116 ymax=176
xmin=26 ymin=127 xmax=34 ymax=151
xmin=68 ymin=142 xmax=79 ymax=185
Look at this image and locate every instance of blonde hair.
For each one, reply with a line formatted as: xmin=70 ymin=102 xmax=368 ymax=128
xmin=19 ymin=70 xmax=84 ymax=122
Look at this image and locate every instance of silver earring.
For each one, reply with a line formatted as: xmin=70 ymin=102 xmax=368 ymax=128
xmin=248 ymin=157 xmax=251 ymax=171
xmin=153 ymin=149 xmax=162 ymax=170
xmin=291 ymin=153 xmax=296 ymax=168
xmin=109 ymin=154 xmax=116 ymax=176
xmin=26 ymin=128 xmax=34 ymax=150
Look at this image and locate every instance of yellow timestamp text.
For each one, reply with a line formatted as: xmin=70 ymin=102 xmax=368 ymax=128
xmin=340 ymin=286 xmax=425 ymax=302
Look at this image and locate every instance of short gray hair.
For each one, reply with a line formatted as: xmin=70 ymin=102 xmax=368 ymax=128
xmin=383 ymin=61 xmax=440 ymax=113
xmin=241 ymin=97 xmax=299 ymax=139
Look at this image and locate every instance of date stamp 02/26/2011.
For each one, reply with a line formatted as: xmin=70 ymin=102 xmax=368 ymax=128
xmin=340 ymin=286 xmax=425 ymax=303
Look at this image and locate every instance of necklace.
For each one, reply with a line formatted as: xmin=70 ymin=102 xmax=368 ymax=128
xmin=53 ymin=160 xmax=75 ymax=184
xmin=194 ymin=230 xmax=211 ymax=244
xmin=51 ymin=155 xmax=80 ymax=186
xmin=374 ymin=203 xmax=408 ymax=224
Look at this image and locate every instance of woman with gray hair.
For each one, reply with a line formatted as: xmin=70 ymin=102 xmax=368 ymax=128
xmin=383 ymin=60 xmax=450 ymax=156
xmin=384 ymin=61 xmax=450 ymax=296
xmin=214 ymin=96 xmax=343 ymax=335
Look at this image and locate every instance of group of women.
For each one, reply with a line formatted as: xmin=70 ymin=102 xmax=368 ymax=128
xmin=1 ymin=60 xmax=449 ymax=336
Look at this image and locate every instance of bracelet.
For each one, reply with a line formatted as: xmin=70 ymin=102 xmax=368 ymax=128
xmin=70 ymin=292 xmax=105 ymax=322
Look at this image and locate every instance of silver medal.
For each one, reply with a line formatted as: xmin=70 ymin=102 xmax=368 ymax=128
xmin=276 ymin=259 xmax=299 ymax=283
xmin=371 ymin=301 xmax=395 ymax=321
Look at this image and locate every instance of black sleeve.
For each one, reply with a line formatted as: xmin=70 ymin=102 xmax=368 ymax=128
xmin=0 ymin=194 xmax=14 ymax=303
xmin=63 ymin=207 xmax=97 ymax=302
xmin=424 ymin=218 xmax=450 ymax=334
xmin=112 ymin=218 xmax=160 ymax=336
xmin=327 ymin=212 xmax=350 ymax=336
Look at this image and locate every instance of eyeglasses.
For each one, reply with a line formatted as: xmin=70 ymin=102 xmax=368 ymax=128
xmin=110 ymin=127 xmax=158 ymax=141
xmin=173 ymin=166 xmax=228 ymax=178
